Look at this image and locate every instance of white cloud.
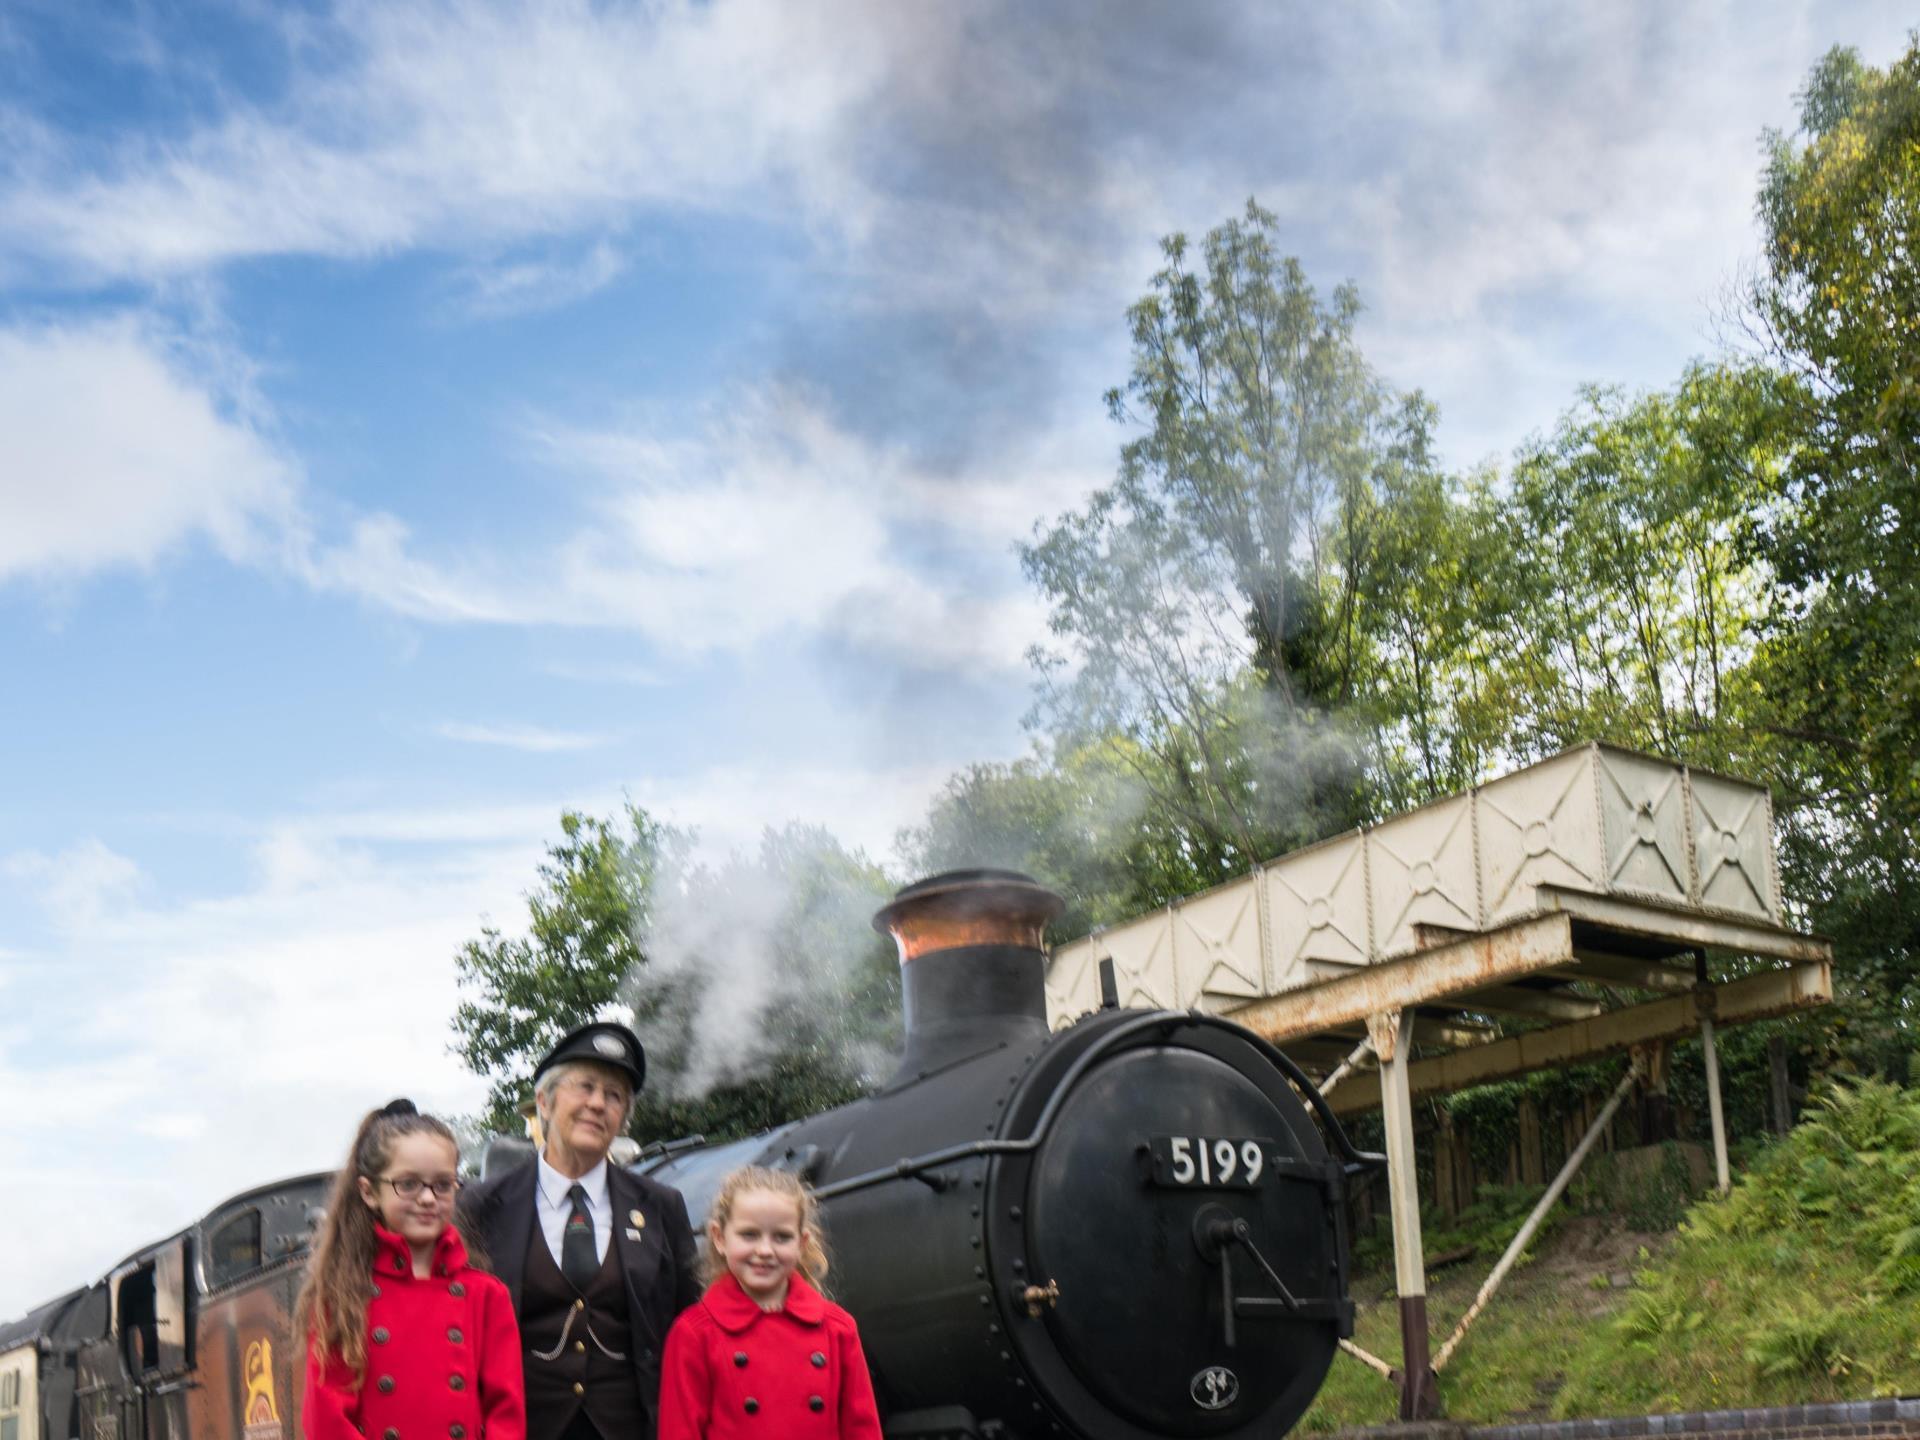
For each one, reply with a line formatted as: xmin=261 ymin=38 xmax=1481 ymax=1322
xmin=5 ymin=5 xmax=1900 ymax=596
xmin=0 ymin=820 xmax=535 ymax=1317
xmin=450 ymin=236 xmax=629 ymax=318
xmin=436 ymin=721 xmax=613 ymax=752
xmin=133 ymin=1111 xmax=210 ymax=1142
xmin=0 ymin=0 xmax=912 ymax=283
xmin=0 ymin=318 xmax=300 ymax=583
xmin=4 ymin=837 xmax=148 ymax=931
xmin=634 ymin=759 xmax=955 ymax=864
xmin=0 ymin=756 xmax=975 ymax=1316
xmin=1189 ymin=5 xmax=1915 ymax=467
xmin=306 ymin=385 xmax=1080 ymax=673
xmin=0 ymin=314 xmax=1081 ymax=674
xmin=541 ymin=660 xmax=666 ymax=687
xmin=9 ymin=7 xmax=1907 ymax=715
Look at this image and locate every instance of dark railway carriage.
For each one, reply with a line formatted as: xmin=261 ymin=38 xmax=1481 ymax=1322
xmin=9 ymin=1174 xmax=329 ymax=1440
xmin=178 ymin=1176 xmax=331 ymax=1440
xmin=1 ymin=1287 xmax=93 ymax=1440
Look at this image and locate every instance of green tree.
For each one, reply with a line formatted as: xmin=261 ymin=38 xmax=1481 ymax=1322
xmin=1347 ymin=461 xmax=1514 ymax=810
xmin=1746 ymin=40 xmax=1920 ymax=1068
xmin=899 ymin=738 xmax=1229 ymax=935
xmin=452 ymin=805 xmax=681 ymax=1132
xmin=452 ymin=809 xmax=901 ymax=1141
xmin=1020 ymin=199 xmax=1444 ymax=872
xmin=1488 ymin=362 xmax=1794 ymax=770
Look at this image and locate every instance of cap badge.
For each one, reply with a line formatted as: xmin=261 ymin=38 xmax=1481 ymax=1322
xmin=593 ymin=1035 xmax=627 ymax=1059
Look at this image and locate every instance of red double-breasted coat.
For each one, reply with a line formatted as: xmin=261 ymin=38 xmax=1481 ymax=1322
xmin=657 ymin=1274 xmax=881 ymax=1440
xmin=304 ymin=1225 xmax=526 ymax=1440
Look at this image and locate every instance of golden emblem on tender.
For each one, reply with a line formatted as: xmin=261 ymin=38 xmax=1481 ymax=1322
xmin=242 ymin=1338 xmax=283 ymax=1440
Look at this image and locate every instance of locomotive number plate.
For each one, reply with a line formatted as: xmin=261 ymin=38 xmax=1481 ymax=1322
xmin=1147 ymin=1135 xmax=1272 ymax=1189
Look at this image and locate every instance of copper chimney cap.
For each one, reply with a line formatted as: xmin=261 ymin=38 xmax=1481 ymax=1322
xmin=872 ymin=868 xmax=1065 ymax=965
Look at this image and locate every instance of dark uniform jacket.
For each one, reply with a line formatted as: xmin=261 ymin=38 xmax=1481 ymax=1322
xmin=657 ymin=1273 xmax=882 ymax=1440
xmin=302 ymin=1224 xmax=525 ymax=1440
xmin=459 ymin=1159 xmax=701 ymax=1433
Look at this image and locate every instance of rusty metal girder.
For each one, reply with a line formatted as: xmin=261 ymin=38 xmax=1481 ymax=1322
xmin=1560 ymin=949 xmax=1697 ymax=993
xmin=1322 ymin=961 xmax=1833 ymax=1115
xmin=1451 ymin=984 xmax=1605 ymax=1022
xmin=1229 ymin=913 xmax=1575 ymax=1046
xmin=1534 ymin=884 xmax=1831 ymax=963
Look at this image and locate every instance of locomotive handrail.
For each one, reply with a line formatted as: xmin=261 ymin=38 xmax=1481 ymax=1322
xmin=813 ymin=1009 xmax=1382 ymax=1202
xmin=633 ymin=1133 xmax=709 ymax=1165
xmin=1181 ymin=1010 xmax=1387 ymax=1174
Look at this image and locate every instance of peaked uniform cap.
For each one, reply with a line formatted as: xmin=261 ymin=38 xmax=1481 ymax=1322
xmin=533 ymin=1020 xmax=646 ymax=1092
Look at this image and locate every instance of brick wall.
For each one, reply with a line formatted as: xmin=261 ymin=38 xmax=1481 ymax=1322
xmin=1332 ymin=1396 xmax=1920 ymax=1440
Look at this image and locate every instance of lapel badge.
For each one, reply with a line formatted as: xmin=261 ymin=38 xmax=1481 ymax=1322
xmin=629 ymin=1210 xmax=645 ymax=1230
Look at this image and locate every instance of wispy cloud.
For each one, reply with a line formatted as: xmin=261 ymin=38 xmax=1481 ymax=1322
xmin=305 ymin=384 xmax=1071 ymax=673
xmin=630 ymin=760 xmax=955 ymax=865
xmin=0 ymin=316 xmax=301 ymax=584
xmin=435 ymin=721 xmax=612 ymax=752
xmin=449 ymin=236 xmax=628 ymax=318
xmin=4 ymin=5 xmax=1912 ymax=725
xmin=0 ymin=313 xmax=1072 ymax=676
xmin=0 ymin=821 xmax=527 ymax=1317
xmin=541 ymin=660 xmax=667 ymax=687
xmin=4 ymin=837 xmax=148 ymax=932
xmin=4 ymin=3 xmax=1909 ymax=572
xmin=0 ymin=0 xmax=905 ymax=283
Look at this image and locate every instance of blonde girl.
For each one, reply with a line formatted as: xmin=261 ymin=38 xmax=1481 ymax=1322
xmin=297 ymin=1100 xmax=525 ymax=1440
xmin=658 ymin=1167 xmax=880 ymax=1440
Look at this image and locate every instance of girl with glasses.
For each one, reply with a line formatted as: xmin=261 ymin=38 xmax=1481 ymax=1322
xmin=297 ymin=1100 xmax=526 ymax=1440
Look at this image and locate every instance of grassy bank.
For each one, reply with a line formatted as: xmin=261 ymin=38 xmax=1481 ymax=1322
xmin=1299 ymin=1080 xmax=1920 ymax=1428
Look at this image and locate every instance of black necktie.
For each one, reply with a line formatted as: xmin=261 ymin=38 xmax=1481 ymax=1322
xmin=562 ymin=1184 xmax=598 ymax=1292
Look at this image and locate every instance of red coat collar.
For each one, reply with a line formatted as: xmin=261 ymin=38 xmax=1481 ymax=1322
xmin=701 ymin=1271 xmax=826 ymax=1333
xmin=371 ymin=1221 xmax=469 ymax=1279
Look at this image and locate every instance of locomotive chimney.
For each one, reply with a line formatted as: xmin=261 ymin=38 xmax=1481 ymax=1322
xmin=872 ymin=868 xmax=1065 ymax=1084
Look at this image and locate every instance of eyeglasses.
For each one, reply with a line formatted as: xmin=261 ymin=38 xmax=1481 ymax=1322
xmin=377 ymin=1176 xmax=462 ymax=1201
xmin=558 ymin=1076 xmax=631 ymax=1108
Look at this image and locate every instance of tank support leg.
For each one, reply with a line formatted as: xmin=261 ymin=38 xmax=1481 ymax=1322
xmin=1367 ymin=1009 xmax=1438 ymax=1420
xmin=1700 ymin=1014 xmax=1731 ymax=1194
xmin=1432 ymin=1059 xmax=1640 ymax=1372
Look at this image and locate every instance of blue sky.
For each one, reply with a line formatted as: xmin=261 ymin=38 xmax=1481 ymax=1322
xmin=1 ymin=0 xmax=1913 ymax=1317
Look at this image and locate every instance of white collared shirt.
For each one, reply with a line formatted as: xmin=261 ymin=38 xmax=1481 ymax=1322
xmin=535 ymin=1152 xmax=612 ymax=1267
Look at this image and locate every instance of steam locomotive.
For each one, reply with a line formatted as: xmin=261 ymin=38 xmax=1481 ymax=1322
xmin=0 ymin=869 xmax=1371 ymax=1440
xmin=627 ymin=870 xmax=1372 ymax=1439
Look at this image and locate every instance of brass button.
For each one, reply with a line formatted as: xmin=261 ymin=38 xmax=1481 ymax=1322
xmin=573 ymin=1341 xmax=585 ymax=1353
xmin=571 ymin=1384 xmax=584 ymax=1397
xmin=809 ymin=1397 xmax=824 ymax=1413
xmin=448 ymin=1283 xmax=465 ymax=1297
xmin=376 ymin=1377 xmax=394 ymax=1395
xmin=810 ymin=1352 xmax=825 ymax=1368
xmin=743 ymin=1399 xmax=758 ymax=1415
xmin=733 ymin=1352 xmax=747 ymax=1368
xmin=372 ymin=1328 xmax=390 ymax=1345
xmin=447 ymin=1328 xmax=462 ymax=1344
xmin=573 ymin=1299 xmax=585 ymax=1311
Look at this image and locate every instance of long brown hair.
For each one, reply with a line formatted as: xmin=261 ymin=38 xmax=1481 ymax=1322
xmin=293 ymin=1100 xmax=478 ymax=1382
xmin=700 ymin=1166 xmax=831 ymax=1294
